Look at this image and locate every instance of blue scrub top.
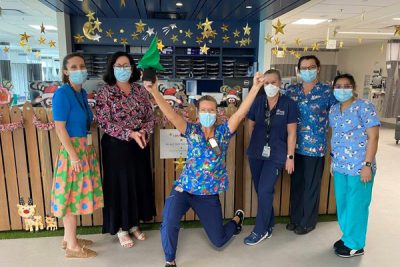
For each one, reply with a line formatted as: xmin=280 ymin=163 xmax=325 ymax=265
xmin=247 ymin=94 xmax=298 ymax=165
xmin=52 ymin=83 xmax=93 ymax=137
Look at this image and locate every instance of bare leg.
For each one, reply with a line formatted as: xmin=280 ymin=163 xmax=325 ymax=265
xmin=63 ymin=214 xmax=80 ymax=251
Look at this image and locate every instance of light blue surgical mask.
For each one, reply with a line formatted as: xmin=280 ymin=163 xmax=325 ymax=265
xmin=334 ymin=88 xmax=353 ymax=102
xmin=299 ymin=69 xmax=317 ymax=83
xmin=68 ymin=70 xmax=88 ymax=85
xmin=114 ymin=67 xmax=132 ymax=82
xmin=199 ymin=113 xmax=216 ymax=128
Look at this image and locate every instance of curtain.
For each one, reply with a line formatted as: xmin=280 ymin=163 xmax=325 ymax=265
xmin=11 ymin=63 xmax=28 ymax=96
xmin=0 ymin=60 xmax=11 ymax=81
xmin=27 ymin=64 xmax=42 ymax=81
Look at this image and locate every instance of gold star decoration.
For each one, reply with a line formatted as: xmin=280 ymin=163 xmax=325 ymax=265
xmin=174 ymin=157 xmax=186 ymax=170
xmin=20 ymin=40 xmax=26 ymax=47
xmin=311 ymin=42 xmax=320 ymax=51
xmin=380 ymin=43 xmax=384 ymax=53
xmin=20 ymin=32 xmax=31 ymax=42
xmin=290 ymin=50 xmax=296 ymax=56
xmin=264 ymin=33 xmax=273 ymax=44
xmin=245 ymin=38 xmax=252 ymax=45
xmin=131 ymin=32 xmax=139 ymax=40
xmin=394 ymin=25 xmax=400 ymax=36
xmin=196 ymin=21 xmax=203 ymax=30
xmin=171 ymin=34 xmax=179 ymax=43
xmin=202 ymin=17 xmax=213 ymax=32
xmin=86 ymin=11 xmax=95 ymax=22
xmin=221 ymin=24 xmax=229 ymax=32
xmin=48 ymin=40 xmax=56 ymax=48
xmin=274 ymin=37 xmax=280 ymax=46
xmin=295 ymin=38 xmax=302 ymax=46
xmin=74 ymin=33 xmax=85 ymax=43
xmin=106 ymin=29 xmax=114 ymax=38
xmin=157 ymin=40 xmax=165 ymax=51
xmin=34 ymin=51 xmax=41 ymax=59
xmin=295 ymin=51 xmax=301 ymax=59
xmin=185 ymin=29 xmax=193 ymax=38
xmin=40 ymin=23 xmax=45 ymax=34
xmin=93 ymin=18 xmax=102 ymax=32
xmin=239 ymin=38 xmax=247 ymax=47
xmin=38 ymin=36 xmax=46 ymax=44
xmin=272 ymin=47 xmax=278 ymax=55
xmin=209 ymin=30 xmax=217 ymax=38
xmin=120 ymin=0 xmax=126 ymax=7
xmin=273 ymin=18 xmax=286 ymax=35
xmin=303 ymin=47 xmax=309 ymax=52
xmin=120 ymin=38 xmax=128 ymax=45
xmin=233 ymin=29 xmax=240 ymax=38
xmin=282 ymin=44 xmax=287 ymax=51
xmin=200 ymin=43 xmax=210 ymax=54
xmin=222 ymin=35 xmax=230 ymax=43
xmin=339 ymin=41 xmax=344 ymax=48
xmin=243 ymin=23 xmax=251 ymax=36
xmin=135 ymin=20 xmax=146 ymax=33
xmin=3 ymin=47 xmax=9 ymax=53
xmin=202 ymin=30 xmax=212 ymax=39
xmin=196 ymin=36 xmax=203 ymax=44
xmin=25 ymin=46 xmax=32 ymax=53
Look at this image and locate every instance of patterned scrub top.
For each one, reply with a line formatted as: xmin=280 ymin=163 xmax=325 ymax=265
xmin=329 ymin=99 xmax=380 ymax=176
xmin=285 ymin=82 xmax=337 ymax=157
xmin=175 ymin=122 xmax=234 ymax=195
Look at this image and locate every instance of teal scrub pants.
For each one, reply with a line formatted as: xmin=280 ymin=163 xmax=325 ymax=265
xmin=333 ymin=171 xmax=374 ymax=250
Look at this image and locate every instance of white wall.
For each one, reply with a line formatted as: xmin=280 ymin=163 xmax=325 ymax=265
xmin=337 ymin=42 xmax=387 ymax=96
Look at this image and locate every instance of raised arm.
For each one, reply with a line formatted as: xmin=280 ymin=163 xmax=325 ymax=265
xmin=228 ymin=72 xmax=264 ymax=133
xmin=143 ymin=80 xmax=187 ymax=134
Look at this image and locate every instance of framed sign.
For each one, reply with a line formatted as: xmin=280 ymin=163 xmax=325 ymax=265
xmin=160 ymin=129 xmax=188 ymax=159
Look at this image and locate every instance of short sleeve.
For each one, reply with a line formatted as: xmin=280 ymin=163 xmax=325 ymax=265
xmin=287 ymin=98 xmax=298 ymax=124
xmin=328 ymin=89 xmax=338 ymax=109
xmin=219 ymin=121 xmax=234 ymax=141
xmin=247 ymin=100 xmax=257 ymax=121
xmin=52 ymin=89 xmax=70 ymax=122
xmin=183 ymin=122 xmax=196 ymax=139
xmin=360 ymin=101 xmax=380 ymax=129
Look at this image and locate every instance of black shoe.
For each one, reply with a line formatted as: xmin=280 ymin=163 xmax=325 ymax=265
xmin=335 ymin=245 xmax=364 ymax=258
xmin=286 ymin=223 xmax=297 ymax=231
xmin=333 ymin=239 xmax=344 ymax=250
xmin=233 ymin=209 xmax=245 ymax=235
xmin=294 ymin=225 xmax=315 ymax=235
xmin=165 ymin=262 xmax=177 ymax=267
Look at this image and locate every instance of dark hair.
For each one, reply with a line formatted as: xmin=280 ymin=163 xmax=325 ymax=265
xmin=103 ymin=51 xmax=141 ymax=85
xmin=61 ymin=52 xmax=85 ymax=84
xmin=197 ymin=95 xmax=217 ymax=109
xmin=297 ymin=55 xmax=321 ymax=70
xmin=264 ymin=69 xmax=281 ymax=81
xmin=333 ymin=73 xmax=356 ymax=89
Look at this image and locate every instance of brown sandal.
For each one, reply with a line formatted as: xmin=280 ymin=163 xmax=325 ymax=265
xmin=65 ymin=246 xmax=97 ymax=258
xmin=62 ymin=238 xmax=93 ymax=250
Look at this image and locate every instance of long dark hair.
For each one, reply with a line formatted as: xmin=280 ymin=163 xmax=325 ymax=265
xmin=103 ymin=51 xmax=141 ymax=85
xmin=61 ymin=52 xmax=85 ymax=84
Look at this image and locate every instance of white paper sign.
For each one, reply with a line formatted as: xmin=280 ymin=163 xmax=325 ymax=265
xmin=160 ymin=129 xmax=188 ymax=159
xmin=326 ymin=39 xmax=337 ymax=49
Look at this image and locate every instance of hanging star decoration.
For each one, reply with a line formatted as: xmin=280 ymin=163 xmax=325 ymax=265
xmin=200 ymin=43 xmax=210 ymax=55
xmin=135 ymin=20 xmax=146 ymax=33
xmin=380 ymin=43 xmax=384 ymax=53
xmin=196 ymin=36 xmax=203 ymax=44
xmin=202 ymin=30 xmax=212 ymax=39
xmin=40 ymin=23 xmax=45 ymax=34
xmin=221 ymin=24 xmax=229 ymax=32
xmin=339 ymin=41 xmax=344 ymax=48
xmin=74 ymin=33 xmax=85 ymax=43
xmin=171 ymin=34 xmax=179 ymax=43
xmin=49 ymin=40 xmax=56 ymax=48
xmin=34 ymin=51 xmax=41 ymax=59
xmin=196 ymin=22 xmax=203 ymax=30
xmin=185 ymin=29 xmax=193 ymax=38
xmin=311 ymin=42 xmax=320 ymax=51
xmin=289 ymin=50 xmax=296 ymax=56
xmin=120 ymin=28 xmax=125 ymax=34
xmin=274 ymin=37 xmax=280 ymax=46
xmin=245 ymin=38 xmax=252 ymax=45
xmin=202 ymin=17 xmax=213 ymax=32
xmin=239 ymin=38 xmax=247 ymax=47
xmin=174 ymin=157 xmax=186 ymax=170
xmin=272 ymin=47 xmax=278 ymax=55
xmin=146 ymin=27 xmax=155 ymax=37
xmin=358 ymin=37 xmax=363 ymax=44
xmin=222 ymin=35 xmax=230 ymax=43
xmin=3 ymin=47 xmax=9 ymax=53
xmin=131 ymin=32 xmax=139 ymax=40
xmin=394 ymin=25 xmax=400 ymax=36
xmin=182 ymin=40 xmax=187 ymax=45
xmin=20 ymin=32 xmax=31 ymax=42
xmin=303 ymin=47 xmax=309 ymax=52
xmin=120 ymin=0 xmax=126 ymax=7
xmin=25 ymin=46 xmax=32 ymax=53
xmin=106 ymin=29 xmax=114 ymax=38
xmin=295 ymin=38 xmax=302 ymax=46
xmin=264 ymin=33 xmax=273 ymax=44
xmin=233 ymin=29 xmax=240 ymax=38
xmin=86 ymin=10 xmax=95 ymax=22
xmin=157 ymin=40 xmax=165 ymax=51
xmin=295 ymin=51 xmax=301 ymax=59
xmin=20 ymin=40 xmax=26 ymax=47
xmin=273 ymin=18 xmax=286 ymax=35
xmin=120 ymin=38 xmax=128 ymax=45
xmin=93 ymin=18 xmax=102 ymax=32
xmin=38 ymin=36 xmax=46 ymax=45
xmin=243 ymin=23 xmax=251 ymax=36
xmin=282 ymin=43 xmax=287 ymax=52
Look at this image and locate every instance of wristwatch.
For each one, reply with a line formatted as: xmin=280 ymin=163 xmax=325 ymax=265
xmin=364 ymin=161 xmax=372 ymax=167
xmin=287 ymin=155 xmax=294 ymax=160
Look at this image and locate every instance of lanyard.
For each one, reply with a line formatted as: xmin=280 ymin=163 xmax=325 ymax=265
xmin=264 ymin=95 xmax=280 ymax=145
xmin=69 ymin=85 xmax=91 ymax=132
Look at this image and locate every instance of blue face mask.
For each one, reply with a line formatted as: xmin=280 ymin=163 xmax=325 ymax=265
xmin=114 ymin=67 xmax=132 ymax=82
xmin=334 ymin=89 xmax=353 ymax=102
xmin=199 ymin=113 xmax=216 ymax=128
xmin=299 ymin=69 xmax=317 ymax=83
xmin=68 ymin=70 xmax=88 ymax=85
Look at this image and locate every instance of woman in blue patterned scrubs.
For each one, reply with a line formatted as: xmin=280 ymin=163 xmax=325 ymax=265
xmin=329 ymin=74 xmax=380 ymax=258
xmin=144 ymin=73 xmax=265 ymax=267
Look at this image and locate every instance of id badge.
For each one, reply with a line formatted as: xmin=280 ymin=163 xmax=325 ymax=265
xmin=262 ymin=145 xmax=271 ymax=158
xmin=87 ymin=133 xmax=92 ymax=146
xmin=209 ymin=138 xmax=222 ymax=156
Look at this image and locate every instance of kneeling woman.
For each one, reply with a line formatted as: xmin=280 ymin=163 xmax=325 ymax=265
xmin=144 ymin=73 xmax=265 ymax=267
xmin=244 ymin=69 xmax=298 ymax=245
xmin=329 ymin=74 xmax=380 ymax=257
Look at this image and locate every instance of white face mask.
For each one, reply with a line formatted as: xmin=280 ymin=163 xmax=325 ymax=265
xmin=264 ymin=84 xmax=280 ymax=97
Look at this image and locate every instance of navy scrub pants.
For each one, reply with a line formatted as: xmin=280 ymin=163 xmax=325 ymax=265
xmin=249 ymin=158 xmax=280 ymax=234
xmin=161 ymin=189 xmax=237 ymax=262
xmin=289 ymin=153 xmax=325 ymax=228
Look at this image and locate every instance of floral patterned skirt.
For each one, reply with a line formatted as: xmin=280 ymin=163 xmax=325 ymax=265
xmin=51 ymin=137 xmax=103 ymax=218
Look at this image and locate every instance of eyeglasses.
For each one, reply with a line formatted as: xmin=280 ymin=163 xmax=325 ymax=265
xmin=334 ymin=84 xmax=354 ymax=89
xmin=113 ymin=65 xmax=132 ymax=70
xmin=299 ymin=65 xmax=317 ymax=71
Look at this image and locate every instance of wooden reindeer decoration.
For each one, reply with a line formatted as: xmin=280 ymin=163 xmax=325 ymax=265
xmin=17 ymin=197 xmax=44 ymax=232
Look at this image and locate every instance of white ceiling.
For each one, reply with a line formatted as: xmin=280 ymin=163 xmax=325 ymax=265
xmin=273 ymin=0 xmax=400 ymax=48
xmin=0 ymin=0 xmax=59 ymax=58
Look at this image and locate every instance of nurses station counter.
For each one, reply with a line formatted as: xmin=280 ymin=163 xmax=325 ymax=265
xmin=0 ymin=103 xmax=336 ymax=231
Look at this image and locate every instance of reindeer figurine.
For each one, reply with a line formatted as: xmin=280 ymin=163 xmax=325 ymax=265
xmin=45 ymin=215 xmax=58 ymax=231
xmin=17 ymin=197 xmax=44 ymax=232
